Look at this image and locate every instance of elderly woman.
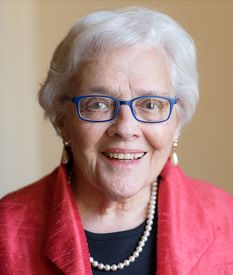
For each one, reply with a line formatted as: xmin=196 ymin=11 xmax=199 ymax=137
xmin=1 ymin=6 xmax=233 ymax=275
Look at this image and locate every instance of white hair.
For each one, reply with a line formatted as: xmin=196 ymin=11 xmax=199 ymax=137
xmin=38 ymin=6 xmax=199 ymax=133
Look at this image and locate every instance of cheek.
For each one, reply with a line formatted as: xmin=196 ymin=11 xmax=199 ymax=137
xmin=69 ymin=122 xmax=107 ymax=153
xmin=144 ymin=122 xmax=176 ymax=151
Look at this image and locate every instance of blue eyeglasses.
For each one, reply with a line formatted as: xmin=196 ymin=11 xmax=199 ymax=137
xmin=70 ymin=95 xmax=177 ymax=123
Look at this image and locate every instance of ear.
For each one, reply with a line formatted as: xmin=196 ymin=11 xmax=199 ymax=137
xmin=55 ymin=117 xmax=70 ymax=141
xmin=174 ymin=125 xmax=181 ymax=140
xmin=173 ymin=107 xmax=181 ymax=140
xmin=54 ymin=94 xmax=75 ymax=141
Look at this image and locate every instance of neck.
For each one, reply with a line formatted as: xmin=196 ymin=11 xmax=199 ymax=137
xmin=71 ymin=175 xmax=153 ymax=233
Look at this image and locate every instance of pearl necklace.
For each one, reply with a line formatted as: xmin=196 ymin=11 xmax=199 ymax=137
xmin=67 ymin=170 xmax=157 ymax=272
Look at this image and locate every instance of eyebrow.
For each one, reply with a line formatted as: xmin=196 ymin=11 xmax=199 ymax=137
xmin=137 ymin=90 xmax=172 ymax=97
xmin=78 ymin=87 xmax=172 ymax=97
xmin=78 ymin=87 xmax=112 ymax=96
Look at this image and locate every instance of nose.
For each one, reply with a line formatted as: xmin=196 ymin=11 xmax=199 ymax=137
xmin=106 ymin=105 xmax=141 ymax=141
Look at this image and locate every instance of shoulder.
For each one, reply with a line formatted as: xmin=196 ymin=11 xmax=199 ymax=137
xmin=0 ymin=166 xmax=63 ymax=273
xmin=0 ymin=167 xmax=60 ymax=226
xmin=176 ymin=165 xmax=233 ymax=220
xmin=162 ymin=160 xmax=233 ymax=216
xmin=183 ymin=171 xmax=233 ymax=209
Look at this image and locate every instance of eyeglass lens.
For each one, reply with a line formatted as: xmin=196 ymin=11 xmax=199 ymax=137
xmin=79 ymin=96 xmax=171 ymax=122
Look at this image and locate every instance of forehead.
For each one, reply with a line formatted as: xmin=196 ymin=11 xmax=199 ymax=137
xmin=74 ymin=43 xmax=173 ymax=96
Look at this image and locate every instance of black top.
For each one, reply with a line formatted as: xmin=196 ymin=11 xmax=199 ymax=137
xmin=85 ymin=213 xmax=157 ymax=275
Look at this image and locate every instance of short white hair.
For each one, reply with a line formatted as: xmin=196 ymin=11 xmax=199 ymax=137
xmin=39 ymin=6 xmax=199 ymax=132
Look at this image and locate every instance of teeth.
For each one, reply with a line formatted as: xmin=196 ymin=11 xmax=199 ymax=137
xmin=105 ymin=152 xmax=145 ymax=160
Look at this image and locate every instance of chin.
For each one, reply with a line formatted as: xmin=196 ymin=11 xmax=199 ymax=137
xmin=100 ymin=179 xmax=146 ymax=201
xmin=106 ymin=191 xmax=138 ymax=202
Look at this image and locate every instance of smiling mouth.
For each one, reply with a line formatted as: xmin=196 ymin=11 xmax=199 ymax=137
xmin=102 ymin=152 xmax=146 ymax=160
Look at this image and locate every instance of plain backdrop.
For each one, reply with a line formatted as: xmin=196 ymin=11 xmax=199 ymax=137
xmin=1 ymin=0 xmax=233 ymax=197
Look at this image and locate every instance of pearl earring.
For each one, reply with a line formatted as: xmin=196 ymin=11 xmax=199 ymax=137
xmin=171 ymin=139 xmax=178 ymax=166
xmin=61 ymin=140 xmax=71 ymax=164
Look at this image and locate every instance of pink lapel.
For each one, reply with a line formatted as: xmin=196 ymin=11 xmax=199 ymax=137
xmin=45 ymin=165 xmax=92 ymax=275
xmin=156 ymin=160 xmax=222 ymax=274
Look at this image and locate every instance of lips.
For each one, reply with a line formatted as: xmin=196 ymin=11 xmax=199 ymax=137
xmin=102 ymin=149 xmax=147 ymax=161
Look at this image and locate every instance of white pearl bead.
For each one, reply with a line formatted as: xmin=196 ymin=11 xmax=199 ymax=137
xmin=136 ymin=246 xmax=143 ymax=253
xmin=142 ymin=235 xmax=148 ymax=242
xmin=133 ymin=251 xmax=139 ymax=257
xmin=139 ymin=240 xmax=145 ymax=247
xmin=129 ymin=256 xmax=135 ymax=262
xmin=151 ymin=191 xmax=156 ymax=197
xmin=149 ymin=209 xmax=155 ymax=216
xmin=147 ymin=214 xmax=154 ymax=223
xmin=150 ymin=204 xmax=156 ymax=210
xmin=118 ymin=263 xmax=124 ymax=269
xmin=150 ymin=206 xmax=155 ymax=212
xmin=92 ymin=260 xmax=98 ymax=267
xmin=111 ymin=264 xmax=118 ymax=271
xmin=104 ymin=265 xmax=111 ymax=271
xmin=124 ymin=259 xmax=130 ymax=266
xmin=150 ymin=200 xmax=156 ymax=206
xmin=90 ymin=257 xmax=94 ymax=263
xmin=146 ymin=225 xmax=152 ymax=231
xmin=146 ymin=219 xmax=153 ymax=225
xmin=152 ymin=186 xmax=157 ymax=192
xmin=149 ymin=203 xmax=156 ymax=211
xmin=148 ymin=214 xmax=154 ymax=220
xmin=98 ymin=263 xmax=104 ymax=270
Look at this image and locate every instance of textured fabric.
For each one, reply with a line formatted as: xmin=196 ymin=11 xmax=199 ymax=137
xmin=0 ymin=160 xmax=233 ymax=274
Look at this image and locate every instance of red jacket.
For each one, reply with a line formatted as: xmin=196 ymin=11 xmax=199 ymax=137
xmin=0 ymin=161 xmax=233 ymax=274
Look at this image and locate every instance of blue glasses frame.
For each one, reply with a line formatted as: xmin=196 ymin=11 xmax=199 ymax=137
xmin=71 ymin=95 xmax=177 ymax=123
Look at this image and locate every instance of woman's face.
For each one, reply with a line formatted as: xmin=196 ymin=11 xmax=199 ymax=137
xmin=63 ymin=44 xmax=179 ymax=200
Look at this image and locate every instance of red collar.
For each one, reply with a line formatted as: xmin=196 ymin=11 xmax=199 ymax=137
xmin=157 ymin=160 xmax=221 ymax=274
xmin=45 ymin=161 xmax=222 ymax=274
xmin=45 ymin=165 xmax=92 ymax=274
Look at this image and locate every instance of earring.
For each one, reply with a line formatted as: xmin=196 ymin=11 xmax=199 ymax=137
xmin=61 ymin=140 xmax=71 ymax=164
xmin=171 ymin=139 xmax=179 ymax=166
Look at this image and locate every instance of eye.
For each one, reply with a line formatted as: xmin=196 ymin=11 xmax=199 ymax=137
xmin=137 ymin=99 xmax=163 ymax=110
xmin=145 ymin=101 xmax=157 ymax=110
xmin=86 ymin=99 xmax=109 ymax=110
